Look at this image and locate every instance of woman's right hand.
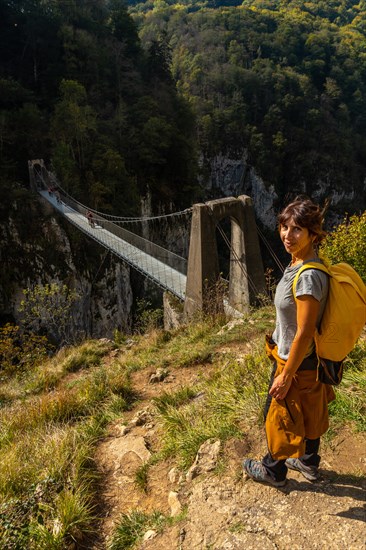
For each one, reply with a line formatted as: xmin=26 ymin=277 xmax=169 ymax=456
xmin=269 ymin=372 xmax=293 ymax=400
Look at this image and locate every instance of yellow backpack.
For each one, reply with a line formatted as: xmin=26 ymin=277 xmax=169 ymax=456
xmin=293 ymin=262 xmax=366 ymax=384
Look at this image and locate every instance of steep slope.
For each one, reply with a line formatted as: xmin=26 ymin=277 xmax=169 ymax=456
xmin=90 ymin=316 xmax=366 ymax=549
xmin=1 ymin=310 xmax=364 ymax=548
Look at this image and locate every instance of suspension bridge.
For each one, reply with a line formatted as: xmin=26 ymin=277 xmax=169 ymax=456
xmin=29 ymin=159 xmax=282 ymax=317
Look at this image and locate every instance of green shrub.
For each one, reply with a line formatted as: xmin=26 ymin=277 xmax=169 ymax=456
xmin=19 ymin=283 xmax=81 ymax=346
xmin=0 ymin=323 xmax=52 ymax=375
xmin=321 ymin=212 xmax=366 ymax=282
xmin=134 ymin=299 xmax=163 ymax=334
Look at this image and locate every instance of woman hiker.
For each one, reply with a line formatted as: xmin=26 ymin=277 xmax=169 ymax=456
xmin=243 ymin=196 xmax=335 ymax=487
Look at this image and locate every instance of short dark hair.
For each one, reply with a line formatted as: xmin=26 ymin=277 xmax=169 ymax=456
xmin=278 ymin=196 xmax=327 ymax=244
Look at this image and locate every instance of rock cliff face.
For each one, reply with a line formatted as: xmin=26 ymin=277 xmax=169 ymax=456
xmin=0 ymin=195 xmax=133 ymax=339
xmin=140 ymin=190 xmax=191 ymax=259
xmin=2 ymin=153 xmax=364 ymax=338
xmin=203 ymin=152 xmax=278 ymax=230
xmin=201 ymin=152 xmax=366 ymax=229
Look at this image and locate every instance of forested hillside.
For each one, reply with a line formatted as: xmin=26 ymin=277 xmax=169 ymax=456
xmin=0 ymin=0 xmax=198 ymax=215
xmin=129 ymin=0 xmax=366 ymax=207
xmin=1 ymin=6 xmax=366 ymax=546
xmin=1 ymin=0 xmax=366 ymax=215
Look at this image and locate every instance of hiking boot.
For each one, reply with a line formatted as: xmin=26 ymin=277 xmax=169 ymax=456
xmin=285 ymin=458 xmax=319 ymax=482
xmin=242 ymin=459 xmax=286 ymax=487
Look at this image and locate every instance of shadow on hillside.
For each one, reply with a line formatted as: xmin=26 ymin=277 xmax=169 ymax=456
xmin=282 ymin=471 xmax=366 ymax=521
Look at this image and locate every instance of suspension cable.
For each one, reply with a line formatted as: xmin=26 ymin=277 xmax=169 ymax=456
xmin=256 ymin=224 xmax=285 ymax=273
xmin=90 ymin=250 xmax=111 ymax=286
xmin=216 ymin=222 xmax=261 ymax=301
xmin=216 ymin=222 xmax=268 ymax=307
xmin=33 ymin=165 xmax=189 ymax=267
xmin=33 ymin=165 xmax=193 ymax=222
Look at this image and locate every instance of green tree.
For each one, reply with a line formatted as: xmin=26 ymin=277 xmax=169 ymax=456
xmin=109 ymin=0 xmax=141 ymax=57
xmin=19 ymin=283 xmax=81 ymax=345
xmin=51 ymin=79 xmax=97 ymax=191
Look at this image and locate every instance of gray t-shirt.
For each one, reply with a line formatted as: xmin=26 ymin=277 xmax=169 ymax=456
xmin=272 ymin=259 xmax=329 ymax=360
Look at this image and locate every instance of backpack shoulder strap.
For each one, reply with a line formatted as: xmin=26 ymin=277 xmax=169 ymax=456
xmin=292 ymin=262 xmax=330 ymax=300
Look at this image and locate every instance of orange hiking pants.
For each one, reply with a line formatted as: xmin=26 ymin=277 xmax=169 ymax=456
xmin=265 ymin=339 xmax=335 ymax=460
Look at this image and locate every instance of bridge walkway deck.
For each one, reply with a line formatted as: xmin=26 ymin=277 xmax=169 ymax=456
xmin=39 ymin=190 xmax=187 ymax=299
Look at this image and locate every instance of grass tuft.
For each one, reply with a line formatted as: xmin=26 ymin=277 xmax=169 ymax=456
xmin=155 ymin=348 xmax=272 ymax=469
xmin=134 ymin=462 xmax=150 ymax=493
xmin=62 ymin=340 xmax=111 ymax=373
xmin=153 ymin=387 xmax=198 ymax=414
xmin=109 ymin=510 xmax=167 ymax=550
xmin=28 ymin=485 xmax=95 ymax=549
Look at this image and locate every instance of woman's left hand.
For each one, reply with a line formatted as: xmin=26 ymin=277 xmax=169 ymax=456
xmin=269 ymin=372 xmax=293 ymax=400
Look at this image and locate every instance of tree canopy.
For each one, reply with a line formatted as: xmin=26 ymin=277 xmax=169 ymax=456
xmin=128 ymin=0 xmax=366 ymax=206
xmin=0 ymin=0 xmax=198 ymax=214
xmin=1 ymin=0 xmax=365 ymax=214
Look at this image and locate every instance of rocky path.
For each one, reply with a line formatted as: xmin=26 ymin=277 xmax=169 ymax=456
xmin=93 ymin=362 xmax=366 ymax=550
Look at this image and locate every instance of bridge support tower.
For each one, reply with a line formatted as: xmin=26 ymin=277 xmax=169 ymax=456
xmin=28 ymin=159 xmax=51 ymax=192
xmin=183 ymin=195 xmax=266 ymax=318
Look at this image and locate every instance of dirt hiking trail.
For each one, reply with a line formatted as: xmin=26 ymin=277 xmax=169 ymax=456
xmin=93 ymin=347 xmax=366 ymax=550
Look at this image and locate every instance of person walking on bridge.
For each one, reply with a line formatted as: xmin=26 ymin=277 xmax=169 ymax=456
xmin=86 ymin=209 xmax=95 ymax=228
xmin=243 ymin=196 xmax=335 ymax=487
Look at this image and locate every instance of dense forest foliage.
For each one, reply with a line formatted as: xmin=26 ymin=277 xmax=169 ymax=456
xmin=129 ymin=0 xmax=366 ymax=205
xmin=0 ymin=0 xmax=198 ymax=214
xmin=1 ymin=0 xmax=366 ymax=216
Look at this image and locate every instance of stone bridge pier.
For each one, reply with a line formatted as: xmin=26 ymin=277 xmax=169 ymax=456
xmin=183 ymin=195 xmax=266 ymax=318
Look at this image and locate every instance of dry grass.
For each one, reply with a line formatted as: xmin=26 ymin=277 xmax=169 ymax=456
xmin=0 ymin=310 xmax=364 ymax=548
xmin=0 ymin=340 xmax=132 ymax=548
xmin=153 ymin=344 xmax=270 ymax=468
